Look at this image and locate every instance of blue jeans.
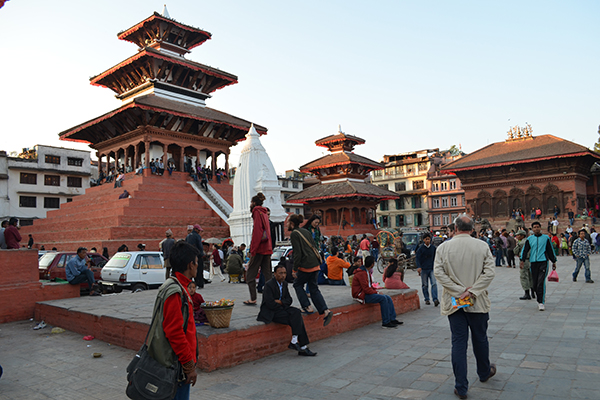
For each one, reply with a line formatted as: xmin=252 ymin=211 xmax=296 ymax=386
xmin=328 ymin=279 xmax=345 ymax=286
xmin=293 ymin=270 xmax=328 ymax=314
xmin=495 ymin=250 xmax=503 ymax=266
xmin=68 ymin=269 xmax=95 ymax=289
xmin=448 ymin=310 xmax=491 ymax=396
xmin=371 ymin=248 xmax=379 ymax=260
xmin=573 ymin=257 xmax=591 ymax=281
xmin=173 ymin=383 xmax=190 ymax=400
xmin=364 ymin=293 xmax=396 ymax=325
xmin=420 ymin=269 xmax=438 ymax=302
xmin=569 ymin=218 xmax=574 ymax=225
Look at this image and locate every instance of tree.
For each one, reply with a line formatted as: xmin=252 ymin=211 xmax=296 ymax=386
xmin=595 ymin=125 xmax=600 ymax=153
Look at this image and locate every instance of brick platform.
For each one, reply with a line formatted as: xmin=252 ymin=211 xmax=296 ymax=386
xmin=0 ymin=250 xmax=80 ymax=323
xmin=34 ymin=283 xmax=419 ymax=371
xmin=21 ymin=172 xmax=233 ymax=254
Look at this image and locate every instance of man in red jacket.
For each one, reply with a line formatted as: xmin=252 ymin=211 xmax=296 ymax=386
xmin=245 ymin=193 xmax=273 ymax=305
xmin=4 ymin=218 xmax=22 ymax=249
xmin=352 ymin=256 xmax=403 ymax=328
xmin=160 ymin=241 xmax=199 ymax=398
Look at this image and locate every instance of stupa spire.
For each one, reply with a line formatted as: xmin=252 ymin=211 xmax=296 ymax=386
xmin=162 ymin=4 xmax=170 ymax=19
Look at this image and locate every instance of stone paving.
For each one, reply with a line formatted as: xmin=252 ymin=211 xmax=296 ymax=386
xmin=1 ymin=253 xmax=599 ymax=399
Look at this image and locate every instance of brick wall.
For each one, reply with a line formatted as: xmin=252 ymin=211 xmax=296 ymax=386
xmin=0 ymin=250 xmax=79 ymax=323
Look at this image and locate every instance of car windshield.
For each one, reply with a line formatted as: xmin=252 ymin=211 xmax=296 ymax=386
xmin=39 ymin=253 xmax=57 ymax=268
xmin=272 ymin=248 xmax=287 ymax=260
xmin=403 ymin=234 xmax=419 ymax=247
xmin=105 ymin=253 xmax=132 ymax=268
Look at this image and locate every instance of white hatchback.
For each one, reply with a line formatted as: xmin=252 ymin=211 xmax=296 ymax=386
xmin=100 ymin=251 xmax=165 ymax=292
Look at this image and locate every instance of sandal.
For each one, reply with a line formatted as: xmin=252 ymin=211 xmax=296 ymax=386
xmin=301 ymin=307 xmax=315 ymax=315
xmin=243 ymin=300 xmax=257 ymax=306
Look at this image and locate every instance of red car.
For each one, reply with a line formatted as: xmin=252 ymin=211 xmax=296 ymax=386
xmin=39 ymin=251 xmax=108 ymax=289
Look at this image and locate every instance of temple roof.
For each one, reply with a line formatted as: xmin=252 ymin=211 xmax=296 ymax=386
xmin=117 ymin=12 xmax=212 ymax=51
xmin=59 ymin=94 xmax=266 ymax=144
xmin=286 ymin=180 xmax=399 ymax=204
xmin=90 ymin=47 xmax=237 ymax=95
xmin=315 ymin=132 xmax=365 ymax=152
xmin=443 ymin=135 xmax=600 ymax=172
xmin=300 ymin=152 xmax=383 ymax=172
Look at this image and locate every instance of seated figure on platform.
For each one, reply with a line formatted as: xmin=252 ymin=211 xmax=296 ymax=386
xmin=382 ymin=259 xmax=410 ymax=290
xmin=226 ymin=246 xmax=245 ymax=283
xmin=188 ymin=281 xmax=208 ymax=324
xmin=326 ymin=247 xmax=351 ymax=285
xmin=66 ymin=247 xmax=100 ymax=296
xmin=351 ymin=256 xmax=403 ymax=328
xmin=257 ymin=264 xmax=316 ymax=356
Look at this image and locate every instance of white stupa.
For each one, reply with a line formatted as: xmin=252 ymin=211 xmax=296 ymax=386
xmin=229 ymin=125 xmax=287 ymax=247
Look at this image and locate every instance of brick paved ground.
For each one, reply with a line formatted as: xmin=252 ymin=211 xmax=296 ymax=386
xmin=1 ymin=253 xmax=599 ymax=399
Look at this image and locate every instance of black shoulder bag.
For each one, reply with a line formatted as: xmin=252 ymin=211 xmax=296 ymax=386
xmin=126 ymin=280 xmax=189 ymax=400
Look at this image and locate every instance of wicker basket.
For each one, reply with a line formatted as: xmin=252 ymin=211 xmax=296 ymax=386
xmin=201 ymin=305 xmax=234 ymax=328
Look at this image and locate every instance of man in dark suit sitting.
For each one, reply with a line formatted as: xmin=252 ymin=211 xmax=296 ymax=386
xmin=257 ymin=264 xmax=316 ymax=356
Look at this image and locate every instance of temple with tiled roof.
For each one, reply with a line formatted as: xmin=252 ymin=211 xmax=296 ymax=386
xmin=20 ymin=8 xmax=265 ymax=253
xmin=287 ymin=128 xmax=399 ymax=236
xmin=442 ymin=128 xmax=600 ymax=228
xmin=60 ymin=8 xmax=265 ymax=175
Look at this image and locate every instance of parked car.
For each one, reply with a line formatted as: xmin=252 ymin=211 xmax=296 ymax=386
xmin=99 ymin=251 xmax=211 ymax=293
xmin=38 ymin=251 xmax=108 ymax=290
xmin=271 ymin=245 xmax=293 ymax=271
xmin=99 ymin=251 xmax=165 ymax=293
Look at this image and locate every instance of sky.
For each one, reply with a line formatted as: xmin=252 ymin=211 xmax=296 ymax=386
xmin=1 ymin=1 xmax=599 ymax=174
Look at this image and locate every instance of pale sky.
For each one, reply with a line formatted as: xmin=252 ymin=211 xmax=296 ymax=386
xmin=1 ymin=1 xmax=599 ymax=174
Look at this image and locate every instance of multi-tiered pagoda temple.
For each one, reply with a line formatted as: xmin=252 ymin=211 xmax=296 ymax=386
xmin=287 ymin=129 xmax=399 ymax=236
xmin=21 ymin=9 xmax=265 ymax=253
xmin=61 ymin=9 xmax=266 ymax=174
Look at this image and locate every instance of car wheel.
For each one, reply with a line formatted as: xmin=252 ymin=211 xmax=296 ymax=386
xmin=114 ymin=286 xmax=123 ymax=294
xmin=132 ymin=284 xmax=146 ymax=293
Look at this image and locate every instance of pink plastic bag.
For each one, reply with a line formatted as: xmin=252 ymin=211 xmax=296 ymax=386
xmin=548 ymin=269 xmax=559 ymax=282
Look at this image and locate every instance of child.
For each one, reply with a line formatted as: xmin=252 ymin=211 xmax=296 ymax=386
xmin=188 ymin=281 xmax=208 ymax=324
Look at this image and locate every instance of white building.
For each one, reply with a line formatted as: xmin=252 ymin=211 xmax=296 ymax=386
xmin=0 ymin=145 xmax=92 ymax=225
xmin=279 ymin=170 xmax=305 ymax=215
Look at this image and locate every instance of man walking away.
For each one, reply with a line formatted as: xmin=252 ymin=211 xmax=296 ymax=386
xmin=186 ymin=224 xmax=205 ymax=288
xmin=434 ymin=214 xmax=496 ymax=399
xmin=572 ymin=229 xmax=593 ymax=283
xmin=416 ymin=233 xmax=439 ymax=306
xmin=161 ymin=229 xmax=175 ymax=279
xmin=513 ymin=229 xmax=534 ymax=300
xmin=520 ymin=221 xmax=557 ymax=311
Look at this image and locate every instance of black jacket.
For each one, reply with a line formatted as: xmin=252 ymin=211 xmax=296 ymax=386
xmin=257 ymin=278 xmax=294 ymax=324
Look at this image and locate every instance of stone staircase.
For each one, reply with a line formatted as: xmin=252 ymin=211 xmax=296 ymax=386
xmin=21 ymin=172 xmax=234 ymax=254
xmin=188 ymin=181 xmax=233 ymax=222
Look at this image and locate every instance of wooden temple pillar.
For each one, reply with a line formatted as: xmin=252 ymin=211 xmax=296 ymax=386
xmin=211 ymin=152 xmax=216 ymax=175
xmin=179 ymin=147 xmax=185 ymax=172
xmin=224 ymin=151 xmax=229 ymax=178
xmin=162 ymin=143 xmax=168 ymax=169
xmin=144 ymin=140 xmax=151 ymax=176
xmin=196 ymin=149 xmax=201 ymax=170
xmin=98 ymin=153 xmax=103 ymax=175
xmin=133 ymin=144 xmax=138 ymax=169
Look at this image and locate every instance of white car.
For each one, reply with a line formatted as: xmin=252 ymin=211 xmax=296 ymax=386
xmin=100 ymin=251 xmax=166 ymax=292
xmin=271 ymin=246 xmax=293 ymax=271
xmin=100 ymin=251 xmax=212 ymax=292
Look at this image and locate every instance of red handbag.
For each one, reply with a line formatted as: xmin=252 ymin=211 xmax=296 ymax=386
xmin=548 ymin=269 xmax=559 ymax=282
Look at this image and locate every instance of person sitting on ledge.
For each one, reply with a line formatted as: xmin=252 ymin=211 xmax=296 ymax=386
xmin=352 ymin=255 xmax=403 ymax=328
xmin=382 ymin=258 xmax=410 ymax=290
xmin=257 ymin=264 xmax=317 ymax=356
xmin=66 ymin=247 xmax=100 ymax=296
xmin=326 ymin=246 xmax=351 ymax=285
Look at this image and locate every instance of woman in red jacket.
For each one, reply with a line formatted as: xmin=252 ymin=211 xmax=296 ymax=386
xmin=244 ymin=193 xmax=273 ymax=305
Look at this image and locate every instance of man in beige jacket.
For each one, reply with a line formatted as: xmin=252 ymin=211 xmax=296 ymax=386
xmin=434 ymin=214 xmax=496 ymax=399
